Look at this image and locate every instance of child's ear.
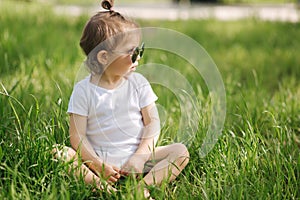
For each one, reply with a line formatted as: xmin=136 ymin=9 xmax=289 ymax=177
xmin=97 ymin=50 xmax=108 ymax=65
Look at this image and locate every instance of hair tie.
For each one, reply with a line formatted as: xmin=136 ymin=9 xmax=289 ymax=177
xmin=101 ymin=0 xmax=114 ymax=11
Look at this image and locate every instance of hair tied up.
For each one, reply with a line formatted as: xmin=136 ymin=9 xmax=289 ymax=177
xmin=101 ymin=0 xmax=114 ymax=11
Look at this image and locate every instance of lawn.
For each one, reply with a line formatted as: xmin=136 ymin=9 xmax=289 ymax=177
xmin=0 ymin=1 xmax=299 ymax=199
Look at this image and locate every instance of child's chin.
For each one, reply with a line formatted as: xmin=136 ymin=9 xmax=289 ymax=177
xmin=124 ymin=71 xmax=133 ymax=77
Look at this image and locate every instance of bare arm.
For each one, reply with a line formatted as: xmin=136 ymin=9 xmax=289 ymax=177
xmin=69 ymin=113 xmax=120 ymax=182
xmin=135 ymin=102 xmax=160 ymax=159
xmin=120 ymin=103 xmax=160 ymax=174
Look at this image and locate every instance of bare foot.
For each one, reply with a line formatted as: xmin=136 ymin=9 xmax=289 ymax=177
xmin=137 ymin=183 xmax=154 ymax=199
xmin=143 ymin=188 xmax=154 ymax=200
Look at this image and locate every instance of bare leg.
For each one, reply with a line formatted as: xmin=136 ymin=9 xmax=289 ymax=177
xmin=52 ymin=146 xmax=114 ymax=192
xmin=142 ymin=143 xmax=189 ymax=186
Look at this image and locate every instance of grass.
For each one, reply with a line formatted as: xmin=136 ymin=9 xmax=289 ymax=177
xmin=0 ymin=1 xmax=299 ymax=199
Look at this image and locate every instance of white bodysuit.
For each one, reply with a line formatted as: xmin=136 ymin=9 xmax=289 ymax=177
xmin=67 ymin=72 xmax=158 ymax=167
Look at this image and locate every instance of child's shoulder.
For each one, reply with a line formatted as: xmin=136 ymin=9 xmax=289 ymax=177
xmin=72 ymin=76 xmax=91 ymax=92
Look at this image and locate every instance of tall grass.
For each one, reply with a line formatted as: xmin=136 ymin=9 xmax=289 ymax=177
xmin=0 ymin=1 xmax=299 ymax=199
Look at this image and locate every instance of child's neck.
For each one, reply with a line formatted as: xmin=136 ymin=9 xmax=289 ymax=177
xmin=90 ymin=74 xmax=124 ymax=90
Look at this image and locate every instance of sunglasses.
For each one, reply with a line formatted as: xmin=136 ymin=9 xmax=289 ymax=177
xmin=131 ymin=42 xmax=145 ymax=63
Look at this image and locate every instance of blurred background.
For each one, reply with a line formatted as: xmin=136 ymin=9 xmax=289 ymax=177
xmin=38 ymin=0 xmax=300 ymax=22
xmin=33 ymin=0 xmax=299 ymax=4
xmin=11 ymin=0 xmax=300 ymax=5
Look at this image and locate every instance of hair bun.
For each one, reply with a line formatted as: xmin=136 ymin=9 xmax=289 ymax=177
xmin=101 ymin=0 xmax=114 ymax=10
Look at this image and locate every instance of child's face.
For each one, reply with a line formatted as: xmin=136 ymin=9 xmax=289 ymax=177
xmin=106 ymin=36 xmax=141 ymax=76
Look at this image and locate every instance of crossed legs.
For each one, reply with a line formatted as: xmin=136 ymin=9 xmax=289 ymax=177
xmin=52 ymin=143 xmax=189 ymax=196
xmin=142 ymin=143 xmax=190 ymax=186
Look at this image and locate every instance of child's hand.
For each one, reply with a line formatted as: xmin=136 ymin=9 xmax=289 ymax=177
xmin=102 ymin=164 xmax=121 ymax=183
xmin=120 ymin=154 xmax=148 ymax=175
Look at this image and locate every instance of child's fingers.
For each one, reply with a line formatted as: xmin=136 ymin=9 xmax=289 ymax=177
xmin=112 ymin=165 xmax=121 ymax=173
xmin=103 ymin=165 xmax=121 ymax=183
xmin=119 ymin=170 xmax=129 ymax=176
xmin=109 ymin=170 xmax=121 ymax=182
xmin=108 ymin=176 xmax=118 ymax=183
xmin=113 ymin=171 xmax=121 ymax=179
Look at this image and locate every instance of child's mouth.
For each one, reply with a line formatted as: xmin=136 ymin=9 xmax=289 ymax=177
xmin=130 ymin=63 xmax=138 ymax=71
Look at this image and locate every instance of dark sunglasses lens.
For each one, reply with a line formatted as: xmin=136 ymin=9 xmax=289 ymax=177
xmin=131 ymin=43 xmax=145 ymax=63
xmin=131 ymin=48 xmax=139 ymax=63
xmin=139 ymin=48 xmax=144 ymax=58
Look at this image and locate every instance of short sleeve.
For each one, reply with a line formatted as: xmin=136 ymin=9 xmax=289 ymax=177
xmin=67 ymin=82 xmax=89 ymax=116
xmin=132 ymin=73 xmax=158 ymax=109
